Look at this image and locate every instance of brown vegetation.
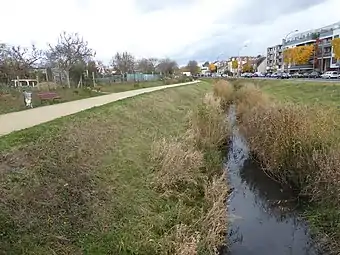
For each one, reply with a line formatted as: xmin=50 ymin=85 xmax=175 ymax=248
xmin=213 ymin=80 xmax=234 ymax=109
xmin=151 ymin=89 xmax=230 ymax=254
xmin=227 ymin=79 xmax=340 ymax=251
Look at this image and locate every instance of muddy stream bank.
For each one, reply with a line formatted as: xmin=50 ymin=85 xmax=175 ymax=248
xmin=222 ymin=107 xmax=322 ymax=255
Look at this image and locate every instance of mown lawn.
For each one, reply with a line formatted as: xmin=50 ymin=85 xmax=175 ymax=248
xmin=0 ymin=82 xmax=212 ymax=255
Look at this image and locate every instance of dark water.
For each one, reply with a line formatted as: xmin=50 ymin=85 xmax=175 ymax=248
xmin=224 ymin=107 xmax=321 ymax=255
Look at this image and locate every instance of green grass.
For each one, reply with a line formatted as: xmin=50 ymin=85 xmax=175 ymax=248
xmin=0 ymin=80 xmax=193 ymax=115
xmin=0 ymin=87 xmax=101 ymax=114
xmin=0 ymin=82 xmax=214 ymax=254
xmin=97 ymin=79 xmax=194 ymax=93
xmin=97 ymin=80 xmax=166 ymax=93
xmin=252 ymin=79 xmax=340 ymax=106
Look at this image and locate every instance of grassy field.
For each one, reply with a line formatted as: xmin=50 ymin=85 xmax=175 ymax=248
xmin=0 ymin=80 xmax=191 ymax=115
xmin=97 ymin=79 xmax=193 ymax=93
xmin=248 ymin=79 xmax=340 ymax=106
xmin=0 ymin=82 xmax=228 ymax=254
xmin=0 ymin=87 xmax=101 ymax=114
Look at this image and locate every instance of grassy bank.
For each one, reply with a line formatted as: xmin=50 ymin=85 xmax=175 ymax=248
xmin=97 ymin=78 xmax=194 ymax=93
xmin=0 ymin=79 xmax=193 ymax=115
xmin=0 ymin=82 xmax=228 ymax=254
xmin=245 ymin=79 xmax=340 ymax=106
xmin=226 ymin=79 xmax=340 ymax=253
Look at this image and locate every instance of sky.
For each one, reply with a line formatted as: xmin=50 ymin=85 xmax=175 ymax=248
xmin=0 ymin=0 xmax=339 ymax=65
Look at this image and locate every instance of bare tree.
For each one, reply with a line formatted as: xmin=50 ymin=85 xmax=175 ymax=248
xmin=186 ymin=60 xmax=199 ymax=75
xmin=0 ymin=43 xmax=43 ymax=82
xmin=9 ymin=44 xmax=43 ymax=69
xmin=111 ymin=52 xmax=135 ymax=75
xmin=157 ymin=58 xmax=178 ymax=76
xmin=136 ymin=58 xmax=157 ymax=74
xmin=49 ymin=32 xmax=95 ymax=87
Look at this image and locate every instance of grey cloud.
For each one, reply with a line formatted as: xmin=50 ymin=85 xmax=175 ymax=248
xmin=135 ymin=0 xmax=196 ymax=12
xmin=217 ymin=0 xmax=326 ymax=25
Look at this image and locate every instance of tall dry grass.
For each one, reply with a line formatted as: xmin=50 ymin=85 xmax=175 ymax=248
xmin=187 ymin=93 xmax=229 ymax=150
xmin=229 ymin=79 xmax=340 ymax=250
xmin=151 ymin=138 xmax=205 ymax=196
xmin=151 ymin=91 xmax=230 ymax=254
xmin=233 ymin=83 xmax=270 ymax=123
xmin=213 ymin=80 xmax=234 ymax=109
xmin=238 ymin=100 xmax=336 ymax=188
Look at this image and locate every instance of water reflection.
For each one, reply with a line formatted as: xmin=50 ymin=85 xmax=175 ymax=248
xmin=224 ymin=106 xmax=320 ymax=255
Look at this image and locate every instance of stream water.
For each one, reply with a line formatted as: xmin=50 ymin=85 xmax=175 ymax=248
xmin=223 ymin=106 xmax=321 ymax=255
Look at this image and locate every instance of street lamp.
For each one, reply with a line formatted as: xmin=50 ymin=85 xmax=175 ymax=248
xmin=216 ymin=53 xmax=225 ymax=75
xmin=237 ymin=41 xmax=249 ymax=77
xmin=283 ymin=29 xmax=299 ymax=73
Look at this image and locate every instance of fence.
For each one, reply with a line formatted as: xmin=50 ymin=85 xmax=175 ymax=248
xmin=96 ymin=73 xmax=160 ymax=84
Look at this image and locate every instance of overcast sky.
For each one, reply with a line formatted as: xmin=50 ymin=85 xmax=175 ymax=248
xmin=1 ymin=0 xmax=339 ymax=65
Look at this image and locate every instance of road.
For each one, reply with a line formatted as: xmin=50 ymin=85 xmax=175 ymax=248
xmin=0 ymin=81 xmax=199 ymax=137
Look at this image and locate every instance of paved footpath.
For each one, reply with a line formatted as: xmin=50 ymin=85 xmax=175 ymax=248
xmin=0 ymin=81 xmax=200 ymax=137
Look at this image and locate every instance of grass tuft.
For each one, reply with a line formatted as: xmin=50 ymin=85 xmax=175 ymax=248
xmin=213 ymin=80 xmax=234 ymax=109
xmin=187 ymin=93 xmax=229 ymax=151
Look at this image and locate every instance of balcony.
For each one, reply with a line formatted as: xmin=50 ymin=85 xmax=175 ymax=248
xmin=288 ymin=64 xmax=313 ymax=71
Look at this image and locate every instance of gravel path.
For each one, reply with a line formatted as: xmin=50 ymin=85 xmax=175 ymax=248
xmin=0 ymin=81 xmax=200 ymax=137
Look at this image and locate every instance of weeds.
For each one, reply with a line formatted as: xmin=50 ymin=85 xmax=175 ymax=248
xmin=151 ymin=91 xmax=230 ymax=254
xmin=228 ymin=79 xmax=340 ymax=253
xmin=213 ymin=80 xmax=234 ymax=109
xmin=187 ymin=93 xmax=229 ymax=150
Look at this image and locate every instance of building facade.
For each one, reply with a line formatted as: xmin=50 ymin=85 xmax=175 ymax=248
xmin=266 ymin=44 xmax=283 ymax=72
xmin=283 ymin=21 xmax=340 ymax=72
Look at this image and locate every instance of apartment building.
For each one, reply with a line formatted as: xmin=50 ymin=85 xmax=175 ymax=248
xmin=283 ymin=21 xmax=340 ymax=72
xmin=266 ymin=44 xmax=283 ymax=72
xmin=227 ymin=56 xmax=258 ymax=74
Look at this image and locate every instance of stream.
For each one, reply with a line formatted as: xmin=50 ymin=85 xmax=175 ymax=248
xmin=223 ymin=106 xmax=321 ymax=255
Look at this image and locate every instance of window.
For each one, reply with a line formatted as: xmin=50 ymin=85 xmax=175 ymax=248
xmin=334 ymin=35 xmax=339 ymax=39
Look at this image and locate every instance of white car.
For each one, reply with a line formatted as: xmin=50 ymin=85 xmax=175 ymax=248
xmin=321 ymin=71 xmax=339 ymax=79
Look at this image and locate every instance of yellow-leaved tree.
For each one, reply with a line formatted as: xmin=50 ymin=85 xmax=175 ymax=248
xmin=209 ymin=63 xmax=217 ymax=73
xmin=242 ymin=61 xmax=253 ymax=72
xmin=294 ymin=45 xmax=314 ymax=65
xmin=232 ymin=60 xmax=238 ymax=69
xmin=283 ymin=48 xmax=294 ymax=65
xmin=332 ymin=38 xmax=340 ymax=61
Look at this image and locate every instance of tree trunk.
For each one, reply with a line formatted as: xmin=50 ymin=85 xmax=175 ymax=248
xmin=65 ymin=70 xmax=71 ymax=88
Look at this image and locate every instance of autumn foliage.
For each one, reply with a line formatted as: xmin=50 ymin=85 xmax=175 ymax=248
xmin=232 ymin=60 xmax=238 ymax=69
xmin=209 ymin=63 xmax=217 ymax=72
xmin=332 ymin=38 xmax=340 ymax=60
xmin=283 ymin=45 xmax=314 ymax=65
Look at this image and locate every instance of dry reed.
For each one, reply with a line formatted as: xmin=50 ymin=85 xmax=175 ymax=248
xmin=213 ymin=80 xmax=234 ymax=109
xmin=151 ymin=138 xmax=205 ymax=193
xmin=187 ymin=93 xmax=229 ymax=150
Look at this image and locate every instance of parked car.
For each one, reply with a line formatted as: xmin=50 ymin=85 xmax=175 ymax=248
xmin=292 ymin=72 xmax=303 ymax=78
xmin=308 ymin=71 xmax=321 ymax=79
xmin=271 ymin=73 xmax=278 ymax=78
xmin=321 ymin=71 xmax=339 ymax=79
xmin=302 ymin=72 xmax=310 ymax=78
xmin=277 ymin=73 xmax=290 ymax=79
